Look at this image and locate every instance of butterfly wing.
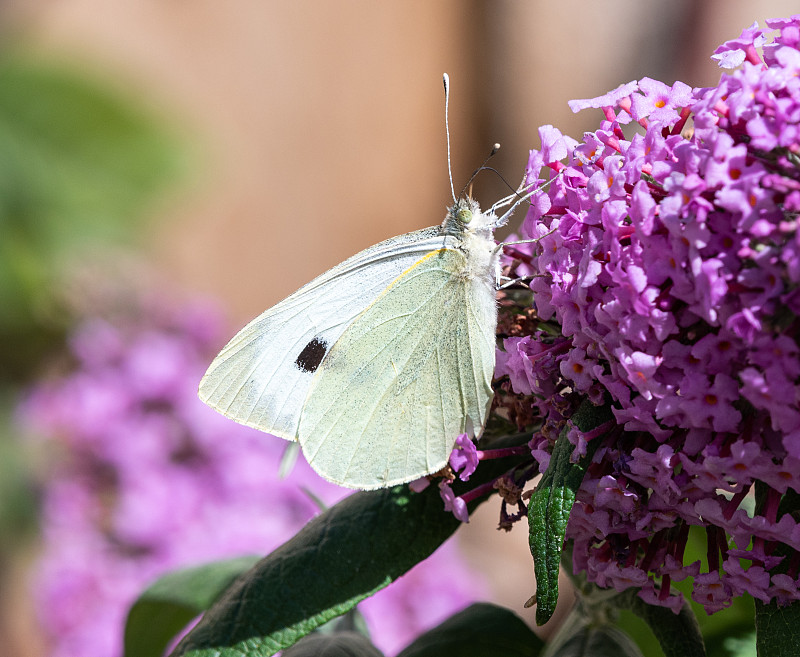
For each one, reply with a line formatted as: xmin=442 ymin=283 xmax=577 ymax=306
xmin=198 ymin=227 xmax=451 ymax=440
xmin=298 ymin=246 xmax=497 ymax=489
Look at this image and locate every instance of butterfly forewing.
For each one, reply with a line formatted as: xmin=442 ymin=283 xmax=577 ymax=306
xmin=298 ymin=247 xmax=497 ymax=489
xmin=198 ymin=227 xmax=450 ymax=440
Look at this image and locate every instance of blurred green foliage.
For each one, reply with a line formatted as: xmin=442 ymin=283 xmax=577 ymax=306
xmin=0 ymin=53 xmax=184 ymax=384
xmin=0 ymin=52 xmax=184 ymax=549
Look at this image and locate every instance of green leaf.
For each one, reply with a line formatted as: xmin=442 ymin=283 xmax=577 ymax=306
xmin=395 ymin=603 xmax=544 ymax=657
xmin=528 ymin=400 xmax=612 ymax=625
xmin=755 ymin=600 xmax=800 ymax=656
xmin=282 ymin=631 xmax=384 ymax=657
xmin=0 ymin=54 xmax=184 ymax=383
xmin=124 ymin=555 xmax=261 ymax=657
xmin=168 ymin=486 xmax=456 ymax=657
xmin=169 ymin=442 xmax=528 ymax=657
xmin=753 ymin=483 xmax=800 ymax=657
xmin=0 ymin=56 xmax=182 ymax=246
xmin=615 ymin=590 xmax=705 ymax=657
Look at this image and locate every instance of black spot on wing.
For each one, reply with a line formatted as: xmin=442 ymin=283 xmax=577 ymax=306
xmin=295 ymin=337 xmax=329 ymax=373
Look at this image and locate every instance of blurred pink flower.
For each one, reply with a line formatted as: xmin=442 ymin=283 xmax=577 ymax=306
xmin=19 ymin=292 xmax=485 ymax=657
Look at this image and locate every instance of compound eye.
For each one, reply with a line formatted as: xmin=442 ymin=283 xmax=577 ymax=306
xmin=457 ymin=208 xmax=472 ymax=224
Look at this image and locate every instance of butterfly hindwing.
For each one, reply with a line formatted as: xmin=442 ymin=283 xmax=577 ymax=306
xmin=198 ymin=227 xmax=453 ymax=440
xmin=298 ymin=246 xmax=497 ymax=489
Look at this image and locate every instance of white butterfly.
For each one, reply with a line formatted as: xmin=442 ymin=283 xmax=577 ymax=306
xmin=199 ymin=75 xmax=538 ymax=489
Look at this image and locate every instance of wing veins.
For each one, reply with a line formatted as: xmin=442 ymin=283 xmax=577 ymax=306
xmin=337 ymin=289 xmax=457 ymax=477
xmin=321 ymin=279 xmax=462 ymax=482
xmin=304 ymin=274 xmax=458 ymax=428
xmin=466 ymin=292 xmax=494 ymax=415
xmin=435 ymin=346 xmax=447 ymax=470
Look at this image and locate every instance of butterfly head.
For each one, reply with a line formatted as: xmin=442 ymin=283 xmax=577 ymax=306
xmin=441 ymin=197 xmax=498 ymax=239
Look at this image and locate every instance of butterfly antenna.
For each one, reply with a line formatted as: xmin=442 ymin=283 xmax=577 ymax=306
xmin=443 ymin=73 xmax=457 ymax=205
xmin=458 ymin=143 xmax=501 ymax=200
xmin=481 ymin=166 xmax=517 ymax=196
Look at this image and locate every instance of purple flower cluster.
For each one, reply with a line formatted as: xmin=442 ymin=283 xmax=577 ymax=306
xmin=19 ymin=291 xmax=484 ymax=657
xmin=497 ymin=17 xmax=800 ymax=613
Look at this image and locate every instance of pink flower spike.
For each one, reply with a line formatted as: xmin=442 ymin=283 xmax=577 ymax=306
xmin=637 ymin=579 xmax=685 ymax=614
xmin=630 ymin=78 xmax=694 ymax=126
xmin=439 ymin=482 xmax=469 ymax=523
xmin=692 ymin=571 xmax=733 ymax=613
xmin=408 ymin=477 xmax=430 ymax=493
xmin=538 ymin=124 xmax=573 ymax=164
xmin=767 ymin=573 xmax=800 ymax=606
xmin=449 ymin=434 xmax=480 ymax=482
xmin=711 ymin=49 xmax=747 ymax=69
xmin=712 ymin=22 xmax=766 ymax=68
xmin=722 ymin=558 xmax=772 ymax=603
xmin=568 ymin=80 xmax=638 ymax=113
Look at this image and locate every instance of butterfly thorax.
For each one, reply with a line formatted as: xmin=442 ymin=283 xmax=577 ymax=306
xmin=440 ymin=198 xmax=500 ymax=287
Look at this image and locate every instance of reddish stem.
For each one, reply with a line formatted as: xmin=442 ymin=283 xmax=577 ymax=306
xmin=723 ymin=485 xmax=751 ymax=521
xmin=659 ymin=574 xmax=672 ymax=601
xmin=706 ymin=526 xmax=721 ymax=572
xmin=670 ymin=106 xmax=692 ymax=136
xmin=459 ymin=478 xmax=499 ymax=505
xmin=583 ymin=420 xmax=616 ymax=442
xmin=744 ymin=43 xmax=765 ymax=68
xmin=476 ymin=446 xmax=530 ymax=461
xmin=674 ymin=521 xmax=690 ymax=564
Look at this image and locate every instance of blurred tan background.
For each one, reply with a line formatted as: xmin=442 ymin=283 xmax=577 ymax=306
xmin=2 ymin=1 xmax=797 ymax=655
xmin=10 ymin=1 xmax=793 ymax=317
